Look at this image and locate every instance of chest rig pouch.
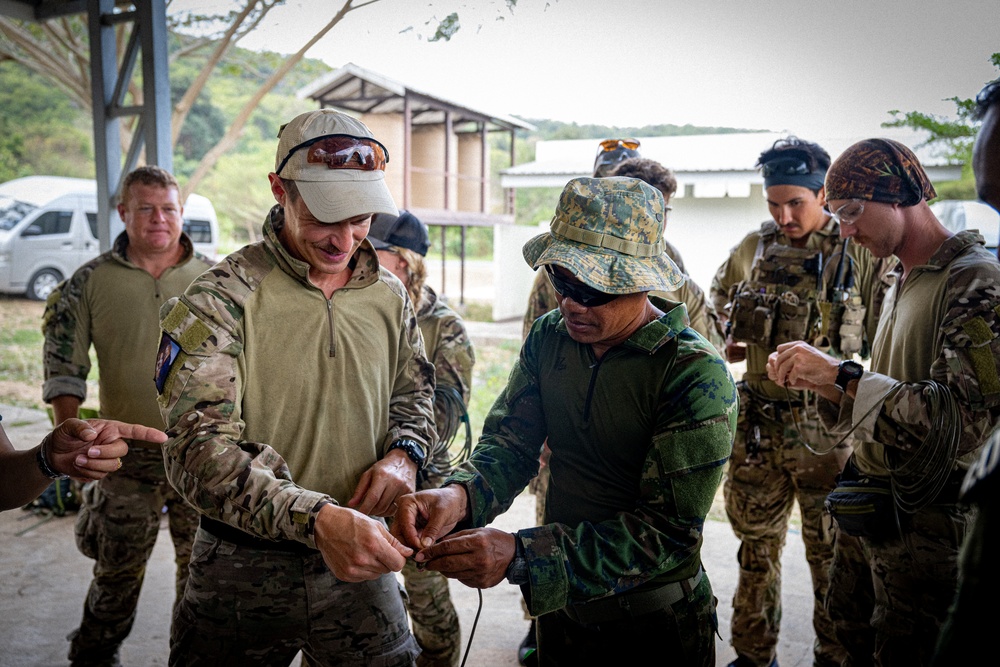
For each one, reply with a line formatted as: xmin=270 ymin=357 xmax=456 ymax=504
xmin=815 ymin=241 xmax=867 ymax=357
xmin=729 ymin=242 xmax=823 ymax=348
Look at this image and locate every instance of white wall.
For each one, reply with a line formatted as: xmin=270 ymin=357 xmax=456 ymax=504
xmin=492 ymin=192 xmax=770 ymax=322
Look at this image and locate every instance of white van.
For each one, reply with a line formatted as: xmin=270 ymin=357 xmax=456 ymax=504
xmin=0 ymin=176 xmax=219 ymax=300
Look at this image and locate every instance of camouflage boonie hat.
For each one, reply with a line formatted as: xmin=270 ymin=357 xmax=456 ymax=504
xmin=523 ymin=177 xmax=684 ymax=295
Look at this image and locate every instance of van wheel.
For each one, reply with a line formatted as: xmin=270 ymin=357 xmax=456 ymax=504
xmin=27 ymin=268 xmax=63 ymax=301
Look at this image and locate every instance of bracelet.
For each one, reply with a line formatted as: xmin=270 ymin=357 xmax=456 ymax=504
xmin=37 ymin=435 xmax=69 ymax=480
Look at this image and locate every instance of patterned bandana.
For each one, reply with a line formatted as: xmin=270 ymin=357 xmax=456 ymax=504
xmin=825 ymin=138 xmax=936 ymax=205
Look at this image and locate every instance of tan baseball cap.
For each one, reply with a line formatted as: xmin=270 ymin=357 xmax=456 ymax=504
xmin=274 ymin=109 xmax=398 ymax=222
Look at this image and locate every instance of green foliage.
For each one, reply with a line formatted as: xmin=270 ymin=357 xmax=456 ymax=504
xmin=881 ymin=51 xmax=999 ymax=199
xmin=467 ymin=339 xmax=521 ymax=444
xmin=526 ymin=118 xmax=764 ymax=141
xmin=0 ymin=62 xmax=94 ymax=182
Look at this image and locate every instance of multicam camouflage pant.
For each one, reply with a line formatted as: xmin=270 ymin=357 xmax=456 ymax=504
xmin=171 ymin=527 xmax=420 ymax=666
xmin=723 ymin=384 xmax=852 ymax=667
xmin=69 ymin=446 xmax=198 ymax=666
xmin=401 ymin=559 xmax=461 ymax=667
xmin=536 ymin=571 xmax=718 ymax=666
xmin=826 ymin=503 xmax=974 ymax=667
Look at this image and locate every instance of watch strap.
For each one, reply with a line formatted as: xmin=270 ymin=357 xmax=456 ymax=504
xmin=388 ymin=438 xmax=426 ymax=469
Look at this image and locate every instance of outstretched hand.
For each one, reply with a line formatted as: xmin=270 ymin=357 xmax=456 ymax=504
xmin=413 ymin=527 xmax=516 ymax=589
xmin=48 ymin=418 xmax=160 ymax=480
xmin=390 ymin=485 xmax=469 ymax=551
xmin=314 ymin=504 xmax=413 ymax=582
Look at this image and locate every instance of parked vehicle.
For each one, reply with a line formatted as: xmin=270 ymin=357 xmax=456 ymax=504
xmin=0 ymin=176 xmax=219 ymax=300
xmin=930 ymin=199 xmax=999 ymax=255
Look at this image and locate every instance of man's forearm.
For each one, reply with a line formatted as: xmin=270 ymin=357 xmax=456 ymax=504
xmin=50 ymin=395 xmax=82 ymax=426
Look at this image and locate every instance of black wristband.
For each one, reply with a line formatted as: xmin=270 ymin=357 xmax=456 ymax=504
xmin=505 ymin=532 xmax=529 ymax=585
xmin=37 ymin=435 xmax=69 ymax=480
xmin=388 ymin=438 xmax=426 ymax=470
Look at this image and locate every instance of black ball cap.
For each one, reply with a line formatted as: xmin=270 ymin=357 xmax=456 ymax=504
xmin=368 ymin=210 xmax=430 ymax=256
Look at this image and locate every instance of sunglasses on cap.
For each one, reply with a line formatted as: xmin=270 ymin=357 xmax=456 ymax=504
xmin=599 ymin=138 xmax=640 ymax=152
xmin=545 ymin=265 xmax=620 ymax=307
xmin=760 ymin=157 xmax=810 ymax=178
xmin=275 ymin=133 xmax=390 ymax=176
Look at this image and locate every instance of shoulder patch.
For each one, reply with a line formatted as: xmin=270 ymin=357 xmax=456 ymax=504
xmin=154 ymin=332 xmax=181 ymax=394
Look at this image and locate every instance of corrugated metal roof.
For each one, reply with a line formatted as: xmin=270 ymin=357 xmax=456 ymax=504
xmin=299 ymin=62 xmax=536 ymax=133
xmin=502 ymin=128 xmax=962 ymax=195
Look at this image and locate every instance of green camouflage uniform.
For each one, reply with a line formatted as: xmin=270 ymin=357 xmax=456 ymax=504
xmin=450 ymin=299 xmax=736 ymax=663
xmin=402 ymin=284 xmax=475 ymax=667
xmin=156 ymin=206 xmax=434 ymax=666
xmin=819 ymin=231 xmax=1000 ymax=666
xmin=42 ymin=232 xmax=211 ymax=666
xmin=710 ymin=219 xmax=893 ymax=667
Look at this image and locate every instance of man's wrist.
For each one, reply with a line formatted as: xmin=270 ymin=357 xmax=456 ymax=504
xmin=388 ymin=438 xmax=426 ymax=470
xmin=36 ymin=435 xmax=69 ymax=480
xmin=505 ymin=532 xmax=529 ymax=585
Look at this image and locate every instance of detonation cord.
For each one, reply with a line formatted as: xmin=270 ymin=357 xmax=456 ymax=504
xmin=459 ymin=588 xmax=484 ymax=667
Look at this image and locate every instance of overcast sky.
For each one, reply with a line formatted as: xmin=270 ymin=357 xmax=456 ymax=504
xmin=210 ymin=0 xmax=1000 ymax=140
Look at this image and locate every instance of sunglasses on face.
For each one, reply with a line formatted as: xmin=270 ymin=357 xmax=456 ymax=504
xmin=760 ymin=157 xmax=810 ymax=178
xmin=275 ymin=134 xmax=390 ymax=176
xmin=599 ymin=138 xmax=640 ymax=152
xmin=545 ymin=265 xmax=620 ymax=307
xmin=825 ymin=199 xmax=865 ymax=227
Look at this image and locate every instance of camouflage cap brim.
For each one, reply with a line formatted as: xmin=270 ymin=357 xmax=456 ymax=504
xmin=523 ymin=231 xmax=685 ymax=295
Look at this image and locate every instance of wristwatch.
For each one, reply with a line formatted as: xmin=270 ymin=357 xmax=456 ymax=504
xmin=388 ymin=438 xmax=426 ymax=470
xmin=835 ymin=360 xmax=864 ymax=392
xmin=505 ymin=533 xmax=529 ymax=585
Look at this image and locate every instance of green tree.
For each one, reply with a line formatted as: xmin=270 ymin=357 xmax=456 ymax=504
xmin=882 ymin=52 xmax=999 ymax=199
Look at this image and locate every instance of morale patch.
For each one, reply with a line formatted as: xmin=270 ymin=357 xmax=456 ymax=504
xmin=154 ymin=332 xmax=181 ymax=394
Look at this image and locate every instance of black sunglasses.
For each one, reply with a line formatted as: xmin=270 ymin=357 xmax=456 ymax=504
xmin=545 ymin=265 xmax=619 ymax=307
xmin=760 ymin=157 xmax=810 ymax=178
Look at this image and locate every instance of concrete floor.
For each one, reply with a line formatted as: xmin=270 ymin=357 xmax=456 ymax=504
xmin=0 ymin=320 xmax=816 ymax=666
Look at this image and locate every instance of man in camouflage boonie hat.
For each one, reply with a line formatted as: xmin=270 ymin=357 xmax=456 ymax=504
xmin=391 ymin=176 xmax=737 ymax=665
xmin=767 ymin=136 xmax=1000 ymax=665
xmin=523 ymin=176 xmax=684 ymax=295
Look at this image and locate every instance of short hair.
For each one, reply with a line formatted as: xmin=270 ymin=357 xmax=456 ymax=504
xmin=120 ymin=166 xmax=179 ymax=206
xmin=973 ymin=79 xmax=1000 ymax=122
xmin=280 ymin=177 xmax=300 ymax=202
xmin=755 ymin=136 xmax=831 ymax=173
xmin=608 ymin=158 xmax=678 ymax=202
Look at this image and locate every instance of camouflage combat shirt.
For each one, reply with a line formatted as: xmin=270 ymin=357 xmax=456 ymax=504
xmin=42 ymin=232 xmax=211 ymax=444
xmin=156 ymin=207 xmax=436 ymax=547
xmin=450 ymin=297 xmax=738 ymax=616
xmin=416 ymin=284 xmax=475 ymax=487
xmin=833 ymin=231 xmax=1000 ymax=478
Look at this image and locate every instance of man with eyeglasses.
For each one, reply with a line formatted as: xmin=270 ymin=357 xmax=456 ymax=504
xmin=767 ymin=137 xmax=1000 ymax=666
xmin=932 ymin=77 xmax=1000 ymax=666
xmin=41 ymin=165 xmax=214 ymax=666
xmin=392 ymin=176 xmax=738 ymax=665
xmin=155 ymin=109 xmax=435 ymax=665
xmin=710 ymin=137 xmax=894 ymax=667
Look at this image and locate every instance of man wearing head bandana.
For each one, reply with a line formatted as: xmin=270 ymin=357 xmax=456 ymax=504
xmin=767 ymin=137 xmax=1000 ymax=666
xmin=711 ymin=137 xmax=895 ymax=667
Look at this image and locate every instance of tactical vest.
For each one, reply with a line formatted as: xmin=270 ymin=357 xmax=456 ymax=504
xmin=728 ymin=221 xmax=866 ymax=356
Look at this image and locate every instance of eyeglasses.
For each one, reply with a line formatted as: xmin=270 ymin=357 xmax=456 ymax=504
xmin=275 ymin=134 xmax=390 ymax=176
xmin=545 ymin=265 xmax=620 ymax=307
xmin=760 ymin=157 xmax=810 ymax=178
xmin=825 ymin=199 xmax=865 ymax=227
xmin=599 ymin=138 xmax=640 ymax=153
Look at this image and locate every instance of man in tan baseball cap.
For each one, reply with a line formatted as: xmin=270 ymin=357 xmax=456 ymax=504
xmin=156 ymin=108 xmax=436 ymax=665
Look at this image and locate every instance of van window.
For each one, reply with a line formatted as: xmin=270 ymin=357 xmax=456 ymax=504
xmin=86 ymin=212 xmax=99 ymax=239
xmin=0 ymin=198 xmax=36 ymax=231
xmin=183 ymin=219 xmax=213 ymax=244
xmin=22 ymin=210 xmax=73 ymax=237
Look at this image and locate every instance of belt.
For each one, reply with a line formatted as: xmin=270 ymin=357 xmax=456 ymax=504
xmin=200 ymin=516 xmax=319 ymax=556
xmin=561 ymin=568 xmax=703 ymax=626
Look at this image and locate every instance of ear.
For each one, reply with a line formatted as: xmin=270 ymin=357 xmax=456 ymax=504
xmin=816 ymin=186 xmax=827 ymax=208
xmin=267 ymin=173 xmax=286 ymax=206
